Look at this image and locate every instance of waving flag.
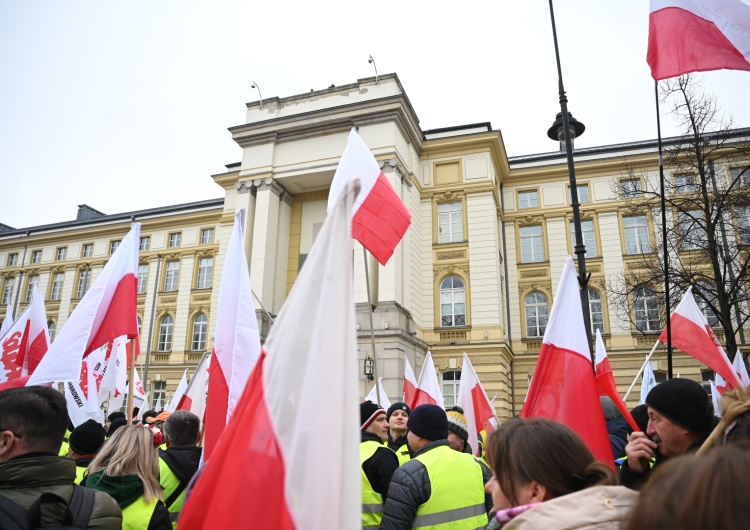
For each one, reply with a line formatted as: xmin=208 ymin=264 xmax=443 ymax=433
xmin=710 ymin=380 xmax=723 ymax=417
xmin=640 ymin=360 xmax=658 ymax=405
xmin=0 ymin=303 xmax=14 ymax=339
xmin=177 ymin=352 xmax=210 ymax=420
xmin=594 ymin=330 xmax=640 ymax=432
xmin=365 ymin=377 xmax=391 ymax=410
xmin=327 ymin=128 xmax=411 ymax=265
xmin=648 ymin=0 xmax=750 ymax=80
xmin=167 ymin=369 xmax=189 ymax=412
xmin=457 ymin=353 xmax=496 ymax=456
xmin=409 ymin=351 xmax=445 ymax=409
xmin=403 ymin=354 xmax=418 ymax=404
xmin=733 ymin=349 xmax=750 ymax=386
xmin=522 ymin=257 xmax=613 ymax=466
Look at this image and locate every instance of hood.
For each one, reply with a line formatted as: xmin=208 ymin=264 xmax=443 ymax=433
xmin=86 ymin=471 xmax=144 ymax=509
xmin=161 ymin=446 xmax=202 ymax=482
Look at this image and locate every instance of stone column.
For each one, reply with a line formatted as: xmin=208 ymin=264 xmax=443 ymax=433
xmin=249 ymin=178 xmax=286 ymax=315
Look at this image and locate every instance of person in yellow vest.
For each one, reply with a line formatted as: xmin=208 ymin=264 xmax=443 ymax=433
xmin=360 ymin=400 xmax=399 ymax=529
xmin=68 ymin=419 xmax=106 ymax=484
xmin=380 ymin=404 xmax=491 ymax=530
xmin=159 ymin=410 xmax=202 ymax=528
xmin=387 ymin=402 xmax=413 ymax=465
xmin=85 ymin=425 xmax=172 ymax=530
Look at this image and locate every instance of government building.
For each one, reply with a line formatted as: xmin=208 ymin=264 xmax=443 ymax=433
xmin=1 ymin=73 xmax=747 ymax=418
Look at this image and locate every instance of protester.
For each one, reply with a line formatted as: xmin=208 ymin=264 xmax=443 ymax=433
xmin=106 ymin=417 xmax=128 ymax=438
xmin=0 ymin=386 xmax=122 ymax=528
xmin=380 ymin=404 xmax=491 ymax=530
xmin=386 ymin=402 xmax=412 ymax=465
xmin=482 ymin=417 xmax=636 ymax=529
xmin=85 ymin=425 xmax=171 ymax=529
xmin=105 ymin=411 xmax=125 ymax=433
xmin=697 ymin=386 xmax=750 ymax=453
xmin=446 ymin=406 xmax=472 ymax=454
xmin=620 ymin=378 xmax=716 ymax=490
xmin=625 ymin=442 xmax=750 ymax=530
xmin=600 ymin=396 xmax=627 ymax=460
xmin=160 ymin=411 xmax=202 ymax=528
xmin=68 ymin=419 xmax=107 ymax=484
xmin=141 ymin=410 xmax=158 ymax=426
xmin=360 ymin=401 xmax=399 ymax=529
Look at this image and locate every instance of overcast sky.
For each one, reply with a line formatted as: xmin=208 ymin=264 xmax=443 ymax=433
xmin=2 ymin=1 xmax=749 ymax=229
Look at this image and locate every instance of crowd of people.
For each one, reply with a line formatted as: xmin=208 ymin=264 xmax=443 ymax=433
xmin=1 ymin=378 xmax=749 ymax=529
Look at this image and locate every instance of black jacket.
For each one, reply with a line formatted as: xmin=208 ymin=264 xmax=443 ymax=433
xmin=361 ymin=431 xmax=399 ymax=500
xmin=387 ymin=433 xmax=413 ymax=462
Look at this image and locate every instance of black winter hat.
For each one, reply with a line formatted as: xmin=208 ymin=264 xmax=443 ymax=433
xmin=628 ymin=404 xmax=650 ymax=435
xmin=69 ymin=419 xmax=106 ymax=455
xmin=107 ymin=411 xmax=126 ymax=422
xmin=361 ymin=400 xmax=385 ymax=431
xmin=386 ymin=402 xmax=411 ymax=421
xmin=407 ymin=404 xmax=448 ymax=441
xmin=646 ymin=378 xmax=715 ymax=434
xmin=107 ymin=417 xmax=128 ymax=438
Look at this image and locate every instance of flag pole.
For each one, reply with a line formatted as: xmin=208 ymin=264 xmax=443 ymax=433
xmin=362 ymin=247 xmax=381 ymax=406
xmin=623 ymin=339 xmax=661 ymax=402
xmin=126 ymin=338 xmax=136 ymax=423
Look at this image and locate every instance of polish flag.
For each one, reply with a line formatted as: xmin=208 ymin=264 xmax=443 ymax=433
xmin=166 ymin=369 xmax=189 ymax=412
xmin=594 ymin=330 xmax=640 ymax=432
xmin=522 ymin=257 xmax=614 ymax=466
xmin=640 ymin=360 xmax=658 ymax=405
xmin=64 ymin=355 xmax=105 ymax=427
xmin=659 ymin=287 xmax=741 ymax=388
xmin=457 ymin=353 xmax=496 ymax=457
xmin=365 ymin=377 xmax=392 ymax=410
xmin=409 ymin=351 xmax=445 ymax=410
xmin=648 ymin=0 xmax=750 ymax=80
xmin=733 ymin=349 xmax=750 ymax=386
xmin=177 ymin=352 xmax=209 ymax=420
xmin=180 ymin=181 xmax=361 ymax=529
xmin=27 ymin=224 xmax=140 ymax=386
xmin=202 ymin=208 xmax=261 ymax=460
xmin=710 ymin=380 xmax=723 ymax=417
xmin=403 ymin=354 xmax=418 ymax=404
xmin=0 ymin=303 xmax=14 ymax=339
xmin=327 ymin=128 xmax=411 ymax=266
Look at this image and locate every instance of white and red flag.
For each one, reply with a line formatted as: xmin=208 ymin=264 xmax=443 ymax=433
xmin=365 ymin=377 xmax=391 ymax=410
xmin=409 ymin=351 xmax=445 ymax=410
xmin=327 ymin=128 xmax=411 ymax=266
xmin=594 ymin=330 xmax=640 ymax=432
xmin=0 ymin=303 xmax=14 ymax=339
xmin=456 ymin=353 xmax=496 ymax=457
xmin=202 ymin=208 xmax=261 ymax=460
xmin=710 ymin=380 xmax=723 ymax=417
xmin=522 ymin=257 xmax=614 ymax=467
xmin=177 ymin=352 xmax=209 ymax=420
xmin=733 ymin=349 xmax=750 ymax=386
xmin=131 ymin=367 xmax=147 ymax=409
xmin=180 ymin=180 xmax=360 ymax=529
xmin=659 ymin=286 xmax=741 ymax=388
xmin=647 ymin=0 xmax=750 ymax=80
xmin=28 ymin=224 xmax=140 ymax=386
xmin=167 ymin=369 xmax=189 ymax=412
xmin=403 ymin=354 xmax=417 ymax=404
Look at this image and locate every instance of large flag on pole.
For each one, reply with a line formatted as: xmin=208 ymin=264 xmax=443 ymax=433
xmin=180 ymin=180 xmax=360 ymax=529
xmin=522 ymin=257 xmax=613 ymax=466
xmin=594 ymin=330 xmax=640 ymax=432
xmin=403 ymin=354 xmax=417 ymax=404
xmin=647 ymin=0 xmax=750 ymax=80
xmin=409 ymin=351 xmax=444 ymax=409
xmin=28 ymin=224 xmax=140 ymax=385
xmin=456 ymin=353 xmax=496 ymax=457
xmin=167 ymin=369 xmax=189 ymax=412
xmin=733 ymin=349 xmax=750 ymax=386
xmin=202 ymin=208 xmax=261 ymax=460
xmin=177 ymin=352 xmax=209 ymax=419
xmin=327 ymin=128 xmax=411 ymax=266
xmin=659 ymin=287 xmax=742 ymax=388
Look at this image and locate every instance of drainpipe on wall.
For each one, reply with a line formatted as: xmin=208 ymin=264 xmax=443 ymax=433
xmin=500 ymin=184 xmax=516 ymax=415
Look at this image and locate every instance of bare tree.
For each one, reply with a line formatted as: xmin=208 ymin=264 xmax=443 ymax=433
xmin=607 ymin=75 xmax=750 ymax=362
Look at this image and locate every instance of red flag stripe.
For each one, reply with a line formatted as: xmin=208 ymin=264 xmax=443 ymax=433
xmin=203 ymin=354 xmax=230 ymax=460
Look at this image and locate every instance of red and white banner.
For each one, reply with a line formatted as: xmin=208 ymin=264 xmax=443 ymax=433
xmin=594 ymin=330 xmax=640 ymax=432
xmin=733 ymin=349 xmax=750 ymax=386
xmin=457 ymin=353 xmax=495 ymax=457
xmin=403 ymin=354 xmax=417 ymax=405
xmin=409 ymin=351 xmax=444 ymax=410
xmin=365 ymin=377 xmax=391 ymax=410
xmin=167 ymin=369 xmax=189 ymax=412
xmin=28 ymin=224 xmax=140 ymax=386
xmin=0 ymin=303 xmax=14 ymax=340
xmin=180 ymin=181 xmax=361 ymax=529
xmin=177 ymin=352 xmax=209 ymax=420
xmin=202 ymin=209 xmax=261 ymax=460
xmin=659 ymin=286 xmax=741 ymax=388
xmin=648 ymin=0 xmax=750 ymax=80
xmin=522 ymin=257 xmax=614 ymax=467
xmin=327 ymin=128 xmax=411 ymax=266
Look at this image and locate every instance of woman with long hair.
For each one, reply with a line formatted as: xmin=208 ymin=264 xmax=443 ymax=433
xmin=483 ymin=417 xmax=637 ymax=529
xmin=85 ymin=425 xmax=171 ymax=530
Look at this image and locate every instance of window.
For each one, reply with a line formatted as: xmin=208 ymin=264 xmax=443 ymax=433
xmin=438 ymin=202 xmax=463 ymax=244
xmin=109 ymin=240 xmax=120 ymax=255
xmin=442 ymin=370 xmax=461 ymax=408
xmin=634 ymin=286 xmax=660 ymax=332
xmin=2 ymin=277 xmax=15 ymax=305
xmin=674 ymin=173 xmax=697 ymax=192
xmin=518 ymin=190 xmax=539 ymax=209
xmin=50 ymin=273 xmax=64 ymax=301
xmin=25 ymin=275 xmax=39 ymax=303
xmin=47 ymin=320 xmax=56 ymax=342
xmin=620 ymin=179 xmax=642 ymax=198
xmin=201 ymin=228 xmax=215 ymax=244
xmin=164 ymin=261 xmax=180 ymax=292
xmin=56 ymin=247 xmax=67 ymax=261
xmin=623 ymin=215 xmax=651 ymax=254
xmin=139 ymin=236 xmax=151 ymax=251
xmin=737 ymin=206 xmax=750 ymax=245
xmin=588 ymin=288 xmax=605 ymax=335
xmin=157 ymin=315 xmax=174 ymax=351
xmin=520 ymin=225 xmax=545 ymax=263
xmin=730 ymin=167 xmax=750 ymax=186
xmin=525 ymin=292 xmax=549 ymax=338
xmin=191 ymin=313 xmax=208 ymax=351
xmin=570 ymin=220 xmax=597 ymax=257
xmin=569 ymin=184 xmax=590 ymax=204
xmin=76 ymin=268 xmax=91 ymax=298
xmin=137 ymin=316 xmax=142 ymax=337
xmin=695 ymin=282 xmax=720 ymax=329
xmin=82 ymin=244 xmax=93 ymax=258
xmin=168 ymin=233 xmax=182 ymax=248
xmin=196 ymin=257 xmax=213 ymax=289
xmin=31 ymin=250 xmax=42 ymax=264
xmin=440 ymin=276 xmax=466 ymax=327
xmin=7 ymin=253 xmax=18 ymax=267
xmin=137 ymin=264 xmax=148 ymax=294
xmin=678 ymin=210 xmax=706 ymax=250
xmin=152 ymin=381 xmax=167 ymax=408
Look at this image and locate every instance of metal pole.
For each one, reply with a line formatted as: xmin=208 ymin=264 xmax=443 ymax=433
xmin=547 ymin=0 xmax=594 ymax=367
xmin=126 ymin=338 xmax=136 ymax=422
xmin=142 ymin=256 xmax=162 ymax=389
xmin=363 ymin=247 xmax=381 ymax=405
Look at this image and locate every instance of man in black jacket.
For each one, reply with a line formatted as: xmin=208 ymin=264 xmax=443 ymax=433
xmin=360 ymin=400 xmax=399 ymax=529
xmin=386 ymin=402 xmax=412 ymax=465
xmin=160 ymin=410 xmax=202 ymax=527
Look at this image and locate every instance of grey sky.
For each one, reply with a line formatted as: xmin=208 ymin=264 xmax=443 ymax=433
xmin=1 ymin=1 xmax=748 ymax=228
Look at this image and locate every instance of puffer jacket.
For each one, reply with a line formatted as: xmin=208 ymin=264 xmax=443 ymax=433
xmin=0 ymin=453 xmax=122 ymax=529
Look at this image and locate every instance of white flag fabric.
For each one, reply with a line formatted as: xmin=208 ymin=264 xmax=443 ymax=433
xmin=403 ymin=355 xmax=417 ymax=404
xmin=131 ymin=367 xmax=147 ymax=409
xmin=410 ymin=351 xmax=444 ymax=409
xmin=640 ymin=360 xmax=658 ymax=405
xmin=0 ymin=303 xmax=14 ymax=340
xmin=365 ymin=377 xmax=391 ymax=410
xmin=733 ymin=349 xmax=750 ymax=387
xmin=710 ymin=380 xmax=723 ymax=417
xmin=167 ymin=369 xmax=189 ymax=412
xmin=457 ymin=353 xmax=496 ymax=456
xmin=177 ymin=352 xmax=210 ymax=420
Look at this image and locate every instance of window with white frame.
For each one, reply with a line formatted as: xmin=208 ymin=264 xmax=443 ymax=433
xmin=2 ymin=277 xmax=15 ymax=305
xmin=634 ymin=286 xmax=660 ymax=332
xmin=139 ymin=237 xmax=151 ymax=251
xmin=191 ymin=313 xmax=208 ymax=351
xmin=56 ymin=247 xmax=67 ymax=261
xmin=47 ymin=320 xmax=56 ymax=342
xmin=50 ymin=273 xmax=64 ymax=301
xmin=201 ymin=228 xmax=215 ymax=244
xmin=623 ymin=215 xmax=651 ymax=254
xmin=695 ymin=282 xmax=720 ymax=329
xmin=438 ymin=202 xmax=463 ymax=244
xmin=569 ymin=184 xmax=590 ymax=204
xmin=31 ymin=250 xmax=42 ymax=264
xmin=76 ymin=268 xmax=91 ymax=298
xmin=442 ymin=370 xmax=461 ymax=408
xmin=137 ymin=264 xmax=148 ymax=294
xmin=157 ymin=315 xmax=174 ymax=351
xmin=570 ymin=220 xmax=597 ymax=257
xmin=82 ymin=244 xmax=93 ymax=258
xmin=588 ymin=288 xmax=605 ymax=335
xmin=525 ymin=292 xmax=549 ymax=338
xmin=164 ymin=261 xmax=179 ymax=292
xmin=518 ymin=190 xmax=539 ymax=209
xmin=109 ymin=240 xmax=120 ymax=255
xmin=25 ymin=275 xmax=39 ymax=303
xmin=678 ymin=210 xmax=706 ymax=250
xmin=7 ymin=253 xmax=18 ymax=267
xmin=520 ymin=225 xmax=545 ymax=263
xmin=674 ymin=173 xmax=697 ymax=192
xmin=152 ymin=381 xmax=167 ymax=409
xmin=620 ymin=179 xmax=642 ymax=198
xmin=168 ymin=233 xmax=182 ymax=248
xmin=440 ymin=276 xmax=466 ymax=327
xmin=196 ymin=257 xmax=213 ymax=289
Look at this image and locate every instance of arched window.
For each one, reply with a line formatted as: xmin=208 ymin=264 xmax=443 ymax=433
xmin=191 ymin=313 xmax=208 ymax=351
xmin=47 ymin=320 xmax=56 ymax=342
xmin=588 ymin=288 xmax=605 ymax=335
xmin=157 ymin=315 xmax=174 ymax=352
xmin=525 ymin=292 xmax=549 ymax=338
xmin=440 ymin=276 xmax=466 ymax=327
xmin=634 ymin=286 xmax=659 ymax=332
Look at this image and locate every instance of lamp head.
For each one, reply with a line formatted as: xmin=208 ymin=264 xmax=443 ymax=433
xmin=547 ymin=111 xmax=585 ymax=142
